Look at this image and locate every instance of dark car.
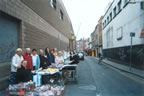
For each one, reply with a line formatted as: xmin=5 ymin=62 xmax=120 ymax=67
xmin=78 ymin=52 xmax=84 ymax=60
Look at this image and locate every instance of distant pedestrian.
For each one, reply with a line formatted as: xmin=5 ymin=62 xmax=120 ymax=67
xmin=98 ymin=53 xmax=103 ymax=64
xmin=23 ymin=48 xmax=33 ymax=70
xmin=31 ymin=49 xmax=40 ymax=70
xmin=10 ymin=48 xmax=23 ymax=85
xmin=98 ymin=53 xmax=101 ymax=58
xmin=39 ymin=49 xmax=50 ymax=69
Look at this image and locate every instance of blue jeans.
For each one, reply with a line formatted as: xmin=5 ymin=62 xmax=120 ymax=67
xmin=9 ymin=72 xmax=16 ymax=85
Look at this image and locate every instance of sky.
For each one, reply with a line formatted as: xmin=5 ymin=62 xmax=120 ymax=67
xmin=62 ymin=0 xmax=113 ymax=40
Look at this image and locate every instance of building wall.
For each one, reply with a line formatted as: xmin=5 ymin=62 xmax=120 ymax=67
xmin=91 ymin=25 xmax=99 ymax=48
xmin=0 ymin=0 xmax=72 ymax=89
xmin=102 ymin=0 xmax=144 ymax=70
xmin=0 ymin=0 xmax=70 ymax=47
xmin=76 ymin=39 xmax=84 ymax=52
xmin=103 ymin=0 xmax=144 ymax=49
xmin=21 ymin=0 xmax=73 ymax=39
xmin=98 ymin=16 xmax=103 ymax=46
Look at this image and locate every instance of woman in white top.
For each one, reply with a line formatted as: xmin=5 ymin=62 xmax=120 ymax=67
xmin=55 ymin=51 xmax=64 ymax=64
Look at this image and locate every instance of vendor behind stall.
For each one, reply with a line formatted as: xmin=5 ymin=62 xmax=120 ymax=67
xmin=31 ymin=49 xmax=40 ymax=70
xmin=39 ymin=49 xmax=50 ymax=69
xmin=23 ymin=48 xmax=33 ymax=71
xmin=50 ymin=49 xmax=55 ymax=63
xmin=55 ymin=51 xmax=64 ymax=64
xmin=70 ymin=50 xmax=79 ymax=64
xmin=15 ymin=60 xmax=32 ymax=84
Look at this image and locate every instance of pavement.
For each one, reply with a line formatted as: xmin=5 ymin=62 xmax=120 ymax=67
xmin=66 ymin=56 xmax=144 ymax=96
xmin=95 ymin=57 xmax=144 ymax=78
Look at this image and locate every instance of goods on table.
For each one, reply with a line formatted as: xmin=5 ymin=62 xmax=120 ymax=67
xmin=26 ymin=85 xmax=65 ymax=96
xmin=7 ymin=82 xmax=35 ymax=95
xmin=42 ymin=68 xmax=59 ymax=74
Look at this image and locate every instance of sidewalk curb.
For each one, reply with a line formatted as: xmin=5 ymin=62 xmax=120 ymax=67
xmin=95 ymin=57 xmax=144 ymax=78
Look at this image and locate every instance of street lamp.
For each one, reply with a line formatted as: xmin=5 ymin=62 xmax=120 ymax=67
xmin=129 ymin=32 xmax=135 ymax=70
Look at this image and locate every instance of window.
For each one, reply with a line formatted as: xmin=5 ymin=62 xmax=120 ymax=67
xmin=50 ymin=0 xmax=57 ymax=9
xmin=59 ymin=9 xmax=64 ymax=20
xmin=110 ymin=12 xmax=112 ymax=21
xmin=123 ymin=0 xmax=129 ymax=7
xmin=105 ymin=20 xmax=106 ymax=26
xmin=103 ymin=23 xmax=105 ymax=27
xmin=107 ymin=16 xmax=109 ymax=24
xmin=124 ymin=0 xmax=128 ymax=5
xmin=113 ymin=7 xmax=117 ymax=18
xmin=118 ymin=0 xmax=122 ymax=12
xmin=117 ymin=27 xmax=123 ymax=40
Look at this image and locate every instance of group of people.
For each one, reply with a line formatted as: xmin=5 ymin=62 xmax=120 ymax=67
xmin=9 ymin=47 xmax=74 ymax=85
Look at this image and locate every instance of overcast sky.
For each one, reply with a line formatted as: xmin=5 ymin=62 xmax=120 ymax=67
xmin=62 ymin=0 xmax=113 ymax=40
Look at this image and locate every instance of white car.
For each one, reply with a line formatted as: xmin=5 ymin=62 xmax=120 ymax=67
xmin=78 ymin=52 xmax=84 ymax=60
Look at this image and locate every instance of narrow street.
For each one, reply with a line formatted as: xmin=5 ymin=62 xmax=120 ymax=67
xmin=66 ymin=56 xmax=144 ymax=96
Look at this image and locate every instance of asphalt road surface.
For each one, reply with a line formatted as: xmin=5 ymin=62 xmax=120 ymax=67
xmin=65 ymin=56 xmax=144 ymax=96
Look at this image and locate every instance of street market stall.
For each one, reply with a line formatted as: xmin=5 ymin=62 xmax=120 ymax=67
xmin=7 ymin=60 xmax=78 ymax=96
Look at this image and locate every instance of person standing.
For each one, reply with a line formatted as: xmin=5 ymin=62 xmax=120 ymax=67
xmin=50 ymin=49 xmax=55 ymax=63
xmin=70 ymin=50 xmax=79 ymax=64
xmin=53 ymin=48 xmax=58 ymax=57
xmin=31 ymin=49 xmax=40 ymax=70
xmin=70 ymin=50 xmax=75 ymax=62
xmin=10 ymin=48 xmax=23 ymax=85
xmin=45 ymin=48 xmax=52 ymax=64
xmin=39 ymin=49 xmax=50 ymax=69
xmin=55 ymin=51 xmax=64 ymax=64
xmin=23 ymin=48 xmax=33 ymax=70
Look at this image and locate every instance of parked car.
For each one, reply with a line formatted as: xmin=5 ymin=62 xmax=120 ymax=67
xmin=78 ymin=52 xmax=84 ymax=60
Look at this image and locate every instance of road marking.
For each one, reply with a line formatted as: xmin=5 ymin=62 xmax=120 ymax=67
xmin=96 ymin=94 xmax=101 ymax=96
xmin=79 ymin=85 xmax=96 ymax=91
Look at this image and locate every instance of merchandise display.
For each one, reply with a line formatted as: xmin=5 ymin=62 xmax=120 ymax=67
xmin=7 ymin=82 xmax=35 ymax=95
xmin=26 ymin=85 xmax=65 ymax=96
xmin=43 ymin=68 xmax=59 ymax=74
xmin=7 ymin=60 xmax=77 ymax=96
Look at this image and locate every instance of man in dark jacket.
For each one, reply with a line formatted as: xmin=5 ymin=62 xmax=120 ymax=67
xmin=16 ymin=60 xmax=32 ymax=84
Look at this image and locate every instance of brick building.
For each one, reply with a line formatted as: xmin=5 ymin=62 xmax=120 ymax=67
xmin=0 ymin=0 xmax=73 ymax=89
xmin=98 ymin=16 xmax=103 ymax=54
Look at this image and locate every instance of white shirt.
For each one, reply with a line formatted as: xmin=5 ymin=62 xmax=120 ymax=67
xmin=11 ymin=54 xmax=23 ymax=72
xmin=55 ymin=56 xmax=64 ymax=64
xmin=31 ymin=54 xmax=38 ymax=67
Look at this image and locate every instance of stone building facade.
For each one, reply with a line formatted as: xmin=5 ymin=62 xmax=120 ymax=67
xmin=102 ymin=0 xmax=144 ymax=70
xmin=0 ymin=0 xmax=73 ymax=89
